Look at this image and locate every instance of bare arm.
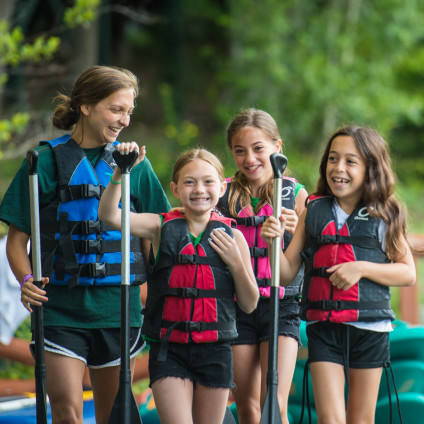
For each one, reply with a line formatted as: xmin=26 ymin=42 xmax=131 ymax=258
xmin=209 ymin=228 xmax=259 ymax=313
xmin=98 ymin=143 xmax=162 ymax=246
xmin=261 ymin=210 xmax=306 ymax=285
xmin=327 ymin=234 xmax=416 ymax=290
xmin=6 ymin=224 xmax=48 ymax=313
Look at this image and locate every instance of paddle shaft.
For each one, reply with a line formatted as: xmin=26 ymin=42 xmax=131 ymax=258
xmin=27 ymin=149 xmax=48 ymax=424
xmin=261 ymin=153 xmax=287 ymax=424
xmin=109 ymin=150 xmax=142 ymax=424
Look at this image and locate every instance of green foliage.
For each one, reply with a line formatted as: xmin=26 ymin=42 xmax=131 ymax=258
xmin=0 ymin=21 xmax=60 ymax=67
xmin=0 ymin=0 xmax=100 ymax=147
xmin=63 ymin=0 xmax=101 ymax=29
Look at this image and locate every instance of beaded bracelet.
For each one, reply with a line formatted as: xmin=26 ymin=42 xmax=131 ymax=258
xmin=20 ymin=273 xmax=33 ymax=289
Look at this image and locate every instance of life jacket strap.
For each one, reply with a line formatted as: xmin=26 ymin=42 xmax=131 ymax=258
xmin=59 ymin=183 xmax=105 ymax=202
xmin=149 ymin=285 xmax=233 ymax=299
xmin=235 ymin=215 xmax=268 ymax=227
xmin=307 ymin=299 xmax=391 ymax=311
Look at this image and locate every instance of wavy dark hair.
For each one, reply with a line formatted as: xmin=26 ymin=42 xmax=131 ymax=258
xmin=315 ymin=125 xmax=408 ymax=260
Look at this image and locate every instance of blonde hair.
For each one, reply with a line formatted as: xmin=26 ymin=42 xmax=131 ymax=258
xmin=172 ymin=148 xmax=225 ymax=184
xmin=226 ymin=108 xmax=282 ymax=216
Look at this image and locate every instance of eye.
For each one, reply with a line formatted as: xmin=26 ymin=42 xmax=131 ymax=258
xmin=254 ymin=145 xmax=264 ymax=152
xmin=328 ymin=155 xmax=336 ymax=162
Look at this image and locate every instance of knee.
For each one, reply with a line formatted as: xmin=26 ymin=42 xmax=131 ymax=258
xmin=50 ymin=401 xmax=82 ymax=424
xmin=233 ymin=398 xmax=261 ymax=424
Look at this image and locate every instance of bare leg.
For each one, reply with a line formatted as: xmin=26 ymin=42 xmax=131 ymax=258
xmin=193 ymin=384 xmax=230 ymax=424
xmin=310 ymin=361 xmax=346 ymax=424
xmin=259 ymin=336 xmax=298 ymax=424
xmin=89 ymin=356 xmax=137 ymax=424
xmin=347 ymin=367 xmax=382 ymax=424
xmin=45 ymin=351 xmax=86 ymax=424
xmin=152 ymin=377 xmax=194 ymax=424
xmin=231 ymin=344 xmax=261 ymax=424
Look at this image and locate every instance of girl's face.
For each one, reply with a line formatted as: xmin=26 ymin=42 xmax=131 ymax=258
xmin=326 ymin=135 xmax=367 ymax=213
xmin=80 ymin=88 xmax=135 ymax=145
xmin=170 ymin=158 xmax=226 ymax=215
xmin=230 ymin=126 xmax=281 ymax=193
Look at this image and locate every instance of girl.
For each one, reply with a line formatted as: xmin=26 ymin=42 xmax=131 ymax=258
xmin=0 ymin=65 xmax=170 ymax=424
xmin=261 ymin=125 xmax=416 ymax=423
xmin=218 ymin=108 xmax=308 ymax=424
xmin=99 ymin=144 xmax=259 ymax=424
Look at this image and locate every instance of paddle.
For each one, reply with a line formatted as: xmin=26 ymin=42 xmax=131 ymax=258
xmin=27 ymin=149 xmax=48 ymax=424
xmin=260 ymin=153 xmax=288 ymax=424
xmin=108 ymin=149 xmax=142 ymax=424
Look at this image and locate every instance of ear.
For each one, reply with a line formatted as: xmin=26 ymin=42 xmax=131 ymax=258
xmin=80 ymin=104 xmax=90 ymax=117
xmin=274 ymin=139 xmax=282 ymax=153
xmin=219 ymin=180 xmax=227 ymax=198
xmin=170 ymin=181 xmax=180 ymax=199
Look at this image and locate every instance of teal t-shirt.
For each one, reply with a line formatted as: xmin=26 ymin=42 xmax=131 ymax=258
xmin=0 ymin=141 xmax=171 ymax=329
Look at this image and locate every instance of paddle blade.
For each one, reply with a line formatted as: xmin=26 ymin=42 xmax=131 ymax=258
xmin=260 ymin=390 xmax=282 ymax=424
xmin=222 ymin=405 xmax=237 ymax=424
xmin=108 ymin=385 xmax=142 ymax=424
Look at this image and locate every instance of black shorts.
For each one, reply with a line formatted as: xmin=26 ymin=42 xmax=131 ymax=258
xmin=30 ymin=326 xmax=145 ymax=368
xmin=307 ymin=321 xmax=390 ymax=369
xmin=231 ymin=297 xmax=301 ymax=345
xmin=148 ymin=341 xmax=234 ymax=389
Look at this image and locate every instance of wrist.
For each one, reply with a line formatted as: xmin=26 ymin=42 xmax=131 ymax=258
xmin=20 ymin=273 xmax=33 ymax=289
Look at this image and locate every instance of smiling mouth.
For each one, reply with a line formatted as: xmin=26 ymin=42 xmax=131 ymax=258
xmin=190 ymin=197 xmax=210 ymax=203
xmin=109 ymin=126 xmax=121 ymax=134
xmin=245 ymin=165 xmax=260 ymax=172
xmin=333 ymin=177 xmax=349 ymax=184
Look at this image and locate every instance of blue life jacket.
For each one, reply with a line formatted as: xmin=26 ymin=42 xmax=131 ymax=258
xmin=38 ymin=134 xmax=145 ymax=288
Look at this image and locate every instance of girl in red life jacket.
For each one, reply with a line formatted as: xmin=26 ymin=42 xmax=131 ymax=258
xmin=261 ymin=125 xmax=416 ymax=424
xmin=218 ymin=108 xmax=308 ymax=424
xmin=99 ymin=144 xmax=259 ymax=424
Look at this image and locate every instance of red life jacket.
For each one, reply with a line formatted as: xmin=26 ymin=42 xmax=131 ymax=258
xmin=301 ymin=196 xmax=395 ymax=323
xmin=218 ymin=177 xmax=302 ymax=300
xmin=142 ymin=210 xmax=238 ymax=347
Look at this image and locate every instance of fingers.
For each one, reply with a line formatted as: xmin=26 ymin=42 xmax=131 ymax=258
xmin=21 ymin=279 xmax=48 ymax=312
xmin=280 ymin=207 xmax=298 ymax=234
xmin=116 ymin=141 xmax=139 ymax=154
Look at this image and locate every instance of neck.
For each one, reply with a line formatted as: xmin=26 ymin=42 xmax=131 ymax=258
xmin=184 ymin=209 xmax=211 ymax=237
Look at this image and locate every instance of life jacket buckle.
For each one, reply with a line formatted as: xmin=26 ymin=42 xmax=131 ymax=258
xmin=83 ymin=239 xmax=102 ymax=253
xmin=89 ymin=263 xmax=106 ymax=278
xmin=82 ymin=220 xmax=101 ymax=234
xmin=177 ymin=254 xmax=195 ymax=264
xmin=249 ymin=247 xmax=268 ymax=257
xmin=320 ymin=299 xmax=342 ymax=310
xmin=179 ymin=287 xmax=199 ymax=298
xmin=81 ymin=184 xmax=102 ymax=199
xmin=183 ymin=321 xmax=202 ymax=332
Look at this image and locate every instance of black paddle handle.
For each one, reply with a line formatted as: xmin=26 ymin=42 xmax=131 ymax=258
xmin=27 ymin=149 xmax=39 ymax=175
xmin=270 ymin=153 xmax=288 ymax=179
xmin=112 ymin=149 xmax=138 ymax=174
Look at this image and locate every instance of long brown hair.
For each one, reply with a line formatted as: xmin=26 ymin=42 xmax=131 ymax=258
xmin=226 ymin=108 xmax=282 ymax=216
xmin=52 ymin=65 xmax=139 ymax=131
xmin=315 ymin=125 xmax=408 ymax=260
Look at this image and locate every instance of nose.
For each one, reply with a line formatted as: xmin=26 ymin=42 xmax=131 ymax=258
xmin=245 ymin=149 xmax=256 ymax=163
xmin=334 ymin=159 xmax=345 ymax=172
xmin=119 ymin=113 xmax=131 ymax=127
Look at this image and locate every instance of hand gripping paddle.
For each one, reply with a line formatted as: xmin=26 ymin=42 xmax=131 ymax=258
xmin=27 ymin=149 xmax=48 ymax=424
xmin=108 ymin=149 xmax=142 ymax=424
xmin=259 ymin=153 xmax=288 ymax=424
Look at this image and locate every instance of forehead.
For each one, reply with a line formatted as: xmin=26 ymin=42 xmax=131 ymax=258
xmin=98 ymin=88 xmax=135 ymax=107
xmin=231 ymin=126 xmax=273 ymax=147
xmin=330 ymin=135 xmax=361 ymax=156
xmin=179 ymin=158 xmax=220 ymax=178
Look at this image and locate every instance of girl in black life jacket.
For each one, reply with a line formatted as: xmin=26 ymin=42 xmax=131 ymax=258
xmin=99 ymin=144 xmax=259 ymax=424
xmin=261 ymin=125 xmax=416 ymax=423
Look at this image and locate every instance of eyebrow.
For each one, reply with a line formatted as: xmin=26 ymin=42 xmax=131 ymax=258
xmin=329 ymin=150 xmax=360 ymax=159
xmin=232 ymin=141 xmax=266 ymax=149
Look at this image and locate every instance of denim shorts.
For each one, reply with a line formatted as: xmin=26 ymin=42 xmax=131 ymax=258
xmin=30 ymin=326 xmax=145 ymax=368
xmin=231 ymin=297 xmax=301 ymax=345
xmin=148 ymin=341 xmax=234 ymax=388
xmin=307 ymin=321 xmax=390 ymax=368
